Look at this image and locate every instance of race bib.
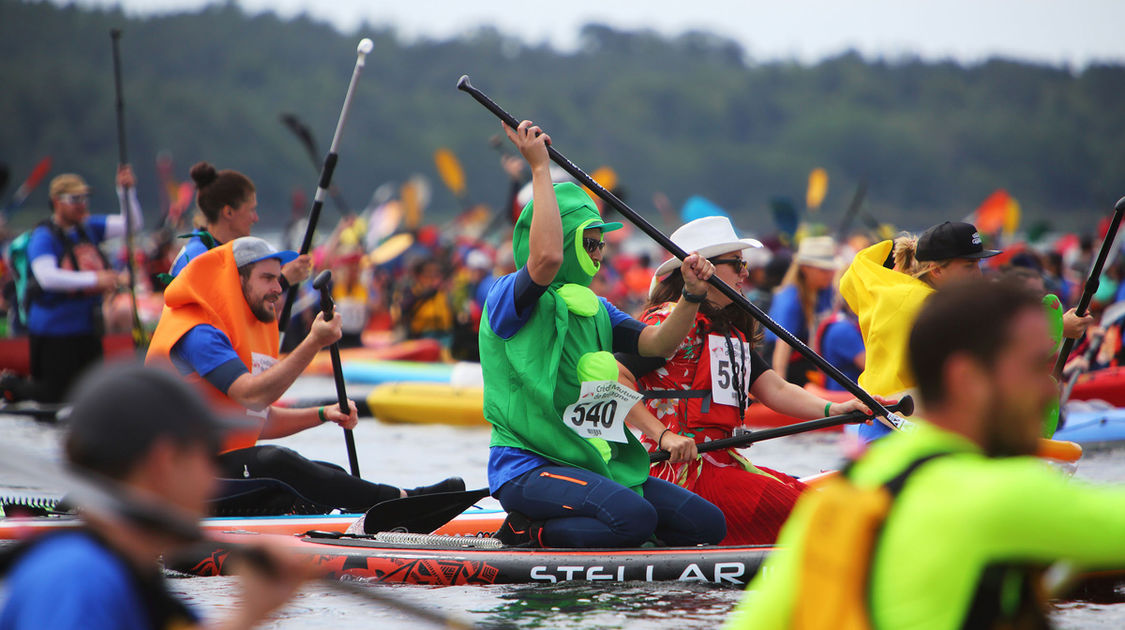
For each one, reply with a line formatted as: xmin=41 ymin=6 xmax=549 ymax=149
xmin=336 ymin=299 xmax=366 ymax=334
xmin=247 ymin=352 xmax=279 ymax=419
xmin=708 ymin=334 xmax=752 ymax=407
xmin=562 ymin=380 xmax=643 ymax=443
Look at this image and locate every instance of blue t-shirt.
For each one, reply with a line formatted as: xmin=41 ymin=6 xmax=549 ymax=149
xmin=821 ymin=319 xmax=865 ymax=392
xmin=763 ymin=285 xmax=833 ymax=346
xmin=0 ymin=532 xmax=198 ymax=630
xmin=25 ymin=217 xmax=108 ymax=336
xmin=170 ymin=324 xmax=249 ymax=394
xmin=485 ymin=267 xmax=645 ymax=493
xmin=169 ymin=233 xmax=216 ymax=278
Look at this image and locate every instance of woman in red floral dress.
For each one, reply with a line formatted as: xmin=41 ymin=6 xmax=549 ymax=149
xmin=619 ymin=217 xmax=885 ymax=545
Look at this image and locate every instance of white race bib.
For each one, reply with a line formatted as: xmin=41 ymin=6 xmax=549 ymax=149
xmin=247 ymin=352 xmax=278 ymax=419
xmin=562 ymin=380 xmax=643 ymax=443
xmin=336 ymin=298 xmax=367 ymax=334
xmin=708 ymin=334 xmax=752 ymax=407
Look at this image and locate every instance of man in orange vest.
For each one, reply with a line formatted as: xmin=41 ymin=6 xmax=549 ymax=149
xmin=147 ymin=237 xmax=462 ymax=512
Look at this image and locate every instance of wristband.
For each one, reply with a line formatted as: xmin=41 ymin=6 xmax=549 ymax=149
xmin=824 ymin=402 xmax=832 ymax=417
xmin=658 ymin=428 xmax=672 ymax=449
xmin=681 ymin=288 xmax=707 ymax=304
xmin=317 ymin=406 xmax=328 ymax=423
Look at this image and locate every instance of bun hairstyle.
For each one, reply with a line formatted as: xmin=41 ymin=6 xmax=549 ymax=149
xmin=189 ymin=161 xmax=254 ymax=224
xmin=893 ymin=234 xmax=948 ymax=286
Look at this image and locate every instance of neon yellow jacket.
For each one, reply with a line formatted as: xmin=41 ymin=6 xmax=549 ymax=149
xmin=724 ymin=422 xmax=1125 ymax=630
xmin=839 ymin=240 xmax=932 ymax=396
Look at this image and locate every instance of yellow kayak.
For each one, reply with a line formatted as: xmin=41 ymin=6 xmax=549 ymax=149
xmin=366 ymin=382 xmax=486 ymax=426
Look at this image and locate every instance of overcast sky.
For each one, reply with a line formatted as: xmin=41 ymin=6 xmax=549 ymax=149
xmin=68 ymin=0 xmax=1125 ymax=68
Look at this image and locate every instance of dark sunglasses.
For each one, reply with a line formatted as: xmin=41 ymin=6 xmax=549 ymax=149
xmin=709 ymin=257 xmax=747 ymax=273
xmin=582 ymin=237 xmax=606 ymax=254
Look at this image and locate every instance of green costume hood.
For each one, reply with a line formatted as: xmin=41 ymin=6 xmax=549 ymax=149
xmin=481 ymin=182 xmax=647 ymax=491
xmin=511 ymin=182 xmax=623 ymax=289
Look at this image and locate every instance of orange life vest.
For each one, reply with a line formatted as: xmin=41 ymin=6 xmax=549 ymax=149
xmin=146 ymin=242 xmax=278 ymax=453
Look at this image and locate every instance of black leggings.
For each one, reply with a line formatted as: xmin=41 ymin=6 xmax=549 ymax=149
xmin=218 ymin=445 xmax=402 ymax=512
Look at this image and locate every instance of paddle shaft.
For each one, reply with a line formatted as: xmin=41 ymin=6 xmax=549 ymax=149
xmin=834 ymin=180 xmax=868 ymax=242
xmin=650 ymin=396 xmax=914 ymax=462
xmin=109 ymin=29 xmax=146 ymax=348
xmin=457 ymin=76 xmax=902 ymax=429
xmin=279 ymin=113 xmax=352 ymax=214
xmin=278 ymin=40 xmax=371 ymax=335
xmin=1052 ymin=197 xmax=1125 ymax=378
xmin=313 ymin=270 xmax=362 ymax=478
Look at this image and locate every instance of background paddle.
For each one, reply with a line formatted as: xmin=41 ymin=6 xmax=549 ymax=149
xmin=1059 ymin=300 xmax=1125 ymax=406
xmin=278 ymin=38 xmax=372 ymax=337
xmin=313 ymin=270 xmax=362 ymax=478
xmin=109 ymin=28 xmax=147 ymax=349
xmin=457 ymin=75 xmax=907 ymax=432
xmin=1 ymin=156 xmax=51 ymax=217
xmin=651 ymin=396 xmax=915 ymax=462
xmin=1052 ymin=196 xmax=1125 ymax=378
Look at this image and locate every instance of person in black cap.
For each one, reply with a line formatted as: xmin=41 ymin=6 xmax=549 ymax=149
xmin=0 ymin=363 xmax=311 ymax=630
xmin=838 ymin=221 xmax=1000 ymax=443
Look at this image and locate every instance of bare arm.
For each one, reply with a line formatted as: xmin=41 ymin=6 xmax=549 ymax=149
xmin=618 ymin=364 xmax=696 ymax=462
xmin=505 ymin=120 xmax=562 ymax=285
xmin=636 ymin=253 xmax=713 ymax=357
xmin=226 ymin=312 xmax=341 ymax=411
xmin=749 ymin=368 xmax=881 ymax=420
xmin=259 ymin=400 xmax=357 ymax=440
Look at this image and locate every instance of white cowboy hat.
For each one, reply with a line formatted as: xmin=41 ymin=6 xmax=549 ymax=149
xmin=794 ymin=235 xmax=841 ymax=270
xmin=653 ymin=216 xmax=756 ymax=277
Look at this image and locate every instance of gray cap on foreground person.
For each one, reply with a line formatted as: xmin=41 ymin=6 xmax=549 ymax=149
xmin=0 ymin=362 xmax=312 ymax=630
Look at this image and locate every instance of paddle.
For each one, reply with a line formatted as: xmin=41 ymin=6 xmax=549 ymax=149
xmin=834 ymin=179 xmax=868 ymax=242
xmin=0 ymin=447 xmax=508 ymax=630
xmin=434 ymin=147 xmax=472 ymax=212
xmin=456 ymin=76 xmax=907 ymax=433
xmin=650 ymin=396 xmax=915 ymax=462
xmin=1 ymin=156 xmax=51 ymax=217
xmin=279 ymin=113 xmax=352 ymax=215
xmin=313 ymin=270 xmax=362 ymax=478
xmin=109 ymin=28 xmax=147 ymax=349
xmin=1052 ymin=196 xmax=1125 ymax=379
xmin=361 ymin=487 xmax=490 ymax=535
xmin=278 ymin=38 xmax=373 ymax=337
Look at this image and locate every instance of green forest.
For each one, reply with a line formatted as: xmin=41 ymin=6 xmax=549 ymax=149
xmin=3 ymin=0 xmax=1124 ymax=235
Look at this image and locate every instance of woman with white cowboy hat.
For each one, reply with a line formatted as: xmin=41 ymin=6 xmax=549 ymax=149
xmin=618 ymin=216 xmax=887 ymax=545
xmin=766 ymin=235 xmax=841 ymax=385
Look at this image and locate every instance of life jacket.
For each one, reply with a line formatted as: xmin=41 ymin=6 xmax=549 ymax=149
xmin=791 ymin=453 xmax=1048 ymax=630
xmin=146 ymin=241 xmax=277 ymax=453
xmin=8 ymin=220 xmax=110 ymax=326
xmin=638 ymin=309 xmax=752 ymax=439
xmin=807 ymin=310 xmax=861 ymax=387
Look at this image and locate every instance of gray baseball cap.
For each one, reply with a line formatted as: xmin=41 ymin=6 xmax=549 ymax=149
xmin=231 ymin=236 xmax=298 ymax=269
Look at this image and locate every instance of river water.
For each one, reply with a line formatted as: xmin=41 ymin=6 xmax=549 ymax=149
xmin=2 ymin=375 xmax=1123 ymax=629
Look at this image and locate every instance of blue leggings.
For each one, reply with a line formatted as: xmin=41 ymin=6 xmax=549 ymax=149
xmin=494 ymin=465 xmax=726 ymax=548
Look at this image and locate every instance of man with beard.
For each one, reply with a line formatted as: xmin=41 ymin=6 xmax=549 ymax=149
xmin=147 ymin=237 xmax=462 ymax=513
xmin=726 ymin=278 xmax=1125 ymax=630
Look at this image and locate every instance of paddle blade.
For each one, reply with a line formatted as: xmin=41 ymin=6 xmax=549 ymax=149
xmin=806 ymin=167 xmax=828 ymax=211
xmin=770 ymin=197 xmax=799 ymax=239
xmin=363 ymin=488 xmax=490 ymax=534
xmin=974 ymin=189 xmax=1010 ymax=234
xmin=434 ymin=148 xmax=466 ymax=198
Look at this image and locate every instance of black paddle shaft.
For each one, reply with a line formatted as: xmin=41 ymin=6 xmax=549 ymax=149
xmin=1052 ymin=197 xmax=1125 ymax=378
xmin=109 ymin=28 xmax=145 ymax=347
xmin=457 ymin=75 xmax=900 ymax=427
xmin=650 ymin=396 xmax=914 ymax=462
xmin=313 ymin=269 xmax=362 ymax=478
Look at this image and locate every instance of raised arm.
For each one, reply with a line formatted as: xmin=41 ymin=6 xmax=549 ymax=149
xmin=505 ymin=120 xmax=562 ymax=285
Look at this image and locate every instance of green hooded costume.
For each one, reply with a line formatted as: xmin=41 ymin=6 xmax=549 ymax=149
xmin=480 ymin=182 xmax=650 ymax=491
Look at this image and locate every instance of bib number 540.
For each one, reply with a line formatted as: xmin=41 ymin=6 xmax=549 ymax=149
xmin=568 ymin=400 xmax=619 ymax=428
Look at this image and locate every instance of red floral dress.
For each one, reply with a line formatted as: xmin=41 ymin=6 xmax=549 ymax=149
xmin=637 ymin=303 xmax=806 ymax=545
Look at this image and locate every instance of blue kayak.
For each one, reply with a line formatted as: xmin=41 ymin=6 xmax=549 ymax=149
xmin=1055 ymin=407 xmax=1125 ymax=447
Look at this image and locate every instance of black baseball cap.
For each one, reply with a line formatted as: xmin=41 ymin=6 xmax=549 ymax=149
xmin=64 ymin=363 xmax=254 ymax=478
xmin=915 ymin=221 xmax=1002 ymax=262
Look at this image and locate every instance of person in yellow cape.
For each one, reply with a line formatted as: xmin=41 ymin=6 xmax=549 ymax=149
xmin=839 ymin=221 xmax=1000 ymax=441
xmin=147 ymin=237 xmax=463 ymax=511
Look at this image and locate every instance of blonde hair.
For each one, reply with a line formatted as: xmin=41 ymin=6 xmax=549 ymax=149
xmin=893 ymin=234 xmax=952 ymax=286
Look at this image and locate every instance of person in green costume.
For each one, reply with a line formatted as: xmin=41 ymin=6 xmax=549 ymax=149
xmin=725 ymin=278 xmax=1125 ymax=630
xmin=482 ymin=120 xmax=726 ymax=548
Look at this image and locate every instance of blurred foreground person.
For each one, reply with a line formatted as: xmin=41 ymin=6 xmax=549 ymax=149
xmin=0 ymin=364 xmax=310 ymax=629
xmin=726 ymin=279 xmax=1125 ymax=630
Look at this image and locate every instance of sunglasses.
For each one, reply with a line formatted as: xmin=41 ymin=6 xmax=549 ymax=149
xmin=582 ymin=237 xmax=606 ymax=255
xmin=709 ymin=257 xmax=748 ymax=274
xmin=58 ymin=193 xmax=90 ymax=205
